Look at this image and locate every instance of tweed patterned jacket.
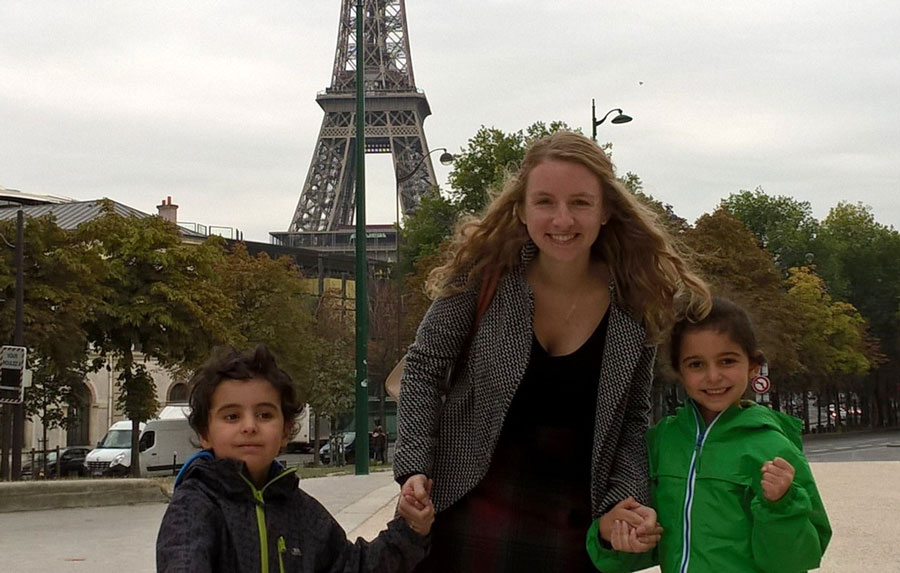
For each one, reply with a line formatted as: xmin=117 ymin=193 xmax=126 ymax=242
xmin=394 ymin=242 xmax=655 ymax=519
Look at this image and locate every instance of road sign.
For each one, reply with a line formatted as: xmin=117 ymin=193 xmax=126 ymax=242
xmin=0 ymin=345 xmax=27 ymax=404
xmin=751 ymin=375 xmax=771 ymax=394
xmin=1 ymin=346 xmax=26 ymax=369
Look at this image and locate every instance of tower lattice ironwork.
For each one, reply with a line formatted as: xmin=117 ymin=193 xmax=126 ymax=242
xmin=289 ymin=0 xmax=437 ymax=232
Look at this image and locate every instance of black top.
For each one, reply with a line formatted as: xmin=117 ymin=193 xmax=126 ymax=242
xmin=416 ymin=312 xmax=609 ymax=573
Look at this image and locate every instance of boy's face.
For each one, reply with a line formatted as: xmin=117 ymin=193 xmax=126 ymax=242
xmin=678 ymin=328 xmax=759 ymax=425
xmin=200 ymin=377 xmax=290 ymax=486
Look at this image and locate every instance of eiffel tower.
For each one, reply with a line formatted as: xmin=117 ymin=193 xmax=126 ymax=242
xmin=288 ymin=0 xmax=438 ymax=233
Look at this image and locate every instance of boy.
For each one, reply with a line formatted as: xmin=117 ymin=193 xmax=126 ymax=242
xmin=157 ymin=345 xmax=434 ymax=572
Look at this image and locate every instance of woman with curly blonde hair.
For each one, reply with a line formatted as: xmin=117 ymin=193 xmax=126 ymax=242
xmin=394 ymin=131 xmax=710 ymax=572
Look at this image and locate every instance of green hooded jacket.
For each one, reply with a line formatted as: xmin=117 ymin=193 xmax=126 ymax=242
xmin=587 ymin=400 xmax=831 ymax=572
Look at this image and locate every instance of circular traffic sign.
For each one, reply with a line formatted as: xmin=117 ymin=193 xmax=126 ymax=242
xmin=751 ymin=375 xmax=771 ymax=394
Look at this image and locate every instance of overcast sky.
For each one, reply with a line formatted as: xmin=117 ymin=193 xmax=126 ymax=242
xmin=2 ymin=1 xmax=898 ymax=242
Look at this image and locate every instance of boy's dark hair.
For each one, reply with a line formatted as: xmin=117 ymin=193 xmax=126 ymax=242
xmin=669 ymin=296 xmax=766 ymax=371
xmin=187 ymin=344 xmax=302 ymax=438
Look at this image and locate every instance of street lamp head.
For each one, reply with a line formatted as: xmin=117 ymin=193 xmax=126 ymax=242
xmin=438 ymin=151 xmax=455 ymax=166
xmin=595 ymin=108 xmax=631 ymax=128
xmin=591 ymin=101 xmax=633 ymax=142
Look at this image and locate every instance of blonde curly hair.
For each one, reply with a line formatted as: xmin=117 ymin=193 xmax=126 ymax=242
xmin=428 ymin=131 xmax=709 ymax=342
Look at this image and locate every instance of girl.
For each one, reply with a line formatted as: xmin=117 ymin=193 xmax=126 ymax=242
xmin=394 ymin=131 xmax=710 ymax=571
xmin=587 ymin=297 xmax=832 ymax=572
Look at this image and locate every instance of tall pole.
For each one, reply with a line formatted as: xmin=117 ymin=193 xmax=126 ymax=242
xmin=11 ymin=210 xmax=24 ymax=480
xmin=591 ymin=98 xmax=597 ymax=142
xmin=353 ymin=0 xmax=370 ymax=475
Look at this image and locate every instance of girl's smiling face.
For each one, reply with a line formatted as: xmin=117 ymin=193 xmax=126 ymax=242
xmin=678 ymin=328 xmax=761 ymax=424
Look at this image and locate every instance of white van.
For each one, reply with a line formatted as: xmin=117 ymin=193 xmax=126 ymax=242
xmin=139 ymin=405 xmax=201 ymax=477
xmin=84 ymin=420 xmax=146 ymax=477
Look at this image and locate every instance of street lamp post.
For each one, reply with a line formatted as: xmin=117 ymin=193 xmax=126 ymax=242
xmin=353 ymin=0 xmax=369 ymax=476
xmin=591 ymin=98 xmax=632 ymax=142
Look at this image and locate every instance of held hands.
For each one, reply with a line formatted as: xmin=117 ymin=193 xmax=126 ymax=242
xmin=398 ymin=474 xmax=435 ymax=536
xmin=760 ymin=456 xmax=795 ymax=502
xmin=599 ymin=497 xmax=662 ymax=553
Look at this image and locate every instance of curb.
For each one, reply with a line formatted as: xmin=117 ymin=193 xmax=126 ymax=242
xmin=0 ymin=479 xmax=169 ymax=513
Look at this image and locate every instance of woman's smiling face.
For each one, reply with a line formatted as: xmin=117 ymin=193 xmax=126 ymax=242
xmin=519 ymin=159 xmax=608 ymax=265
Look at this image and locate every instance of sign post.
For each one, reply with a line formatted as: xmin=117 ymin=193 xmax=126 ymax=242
xmin=0 ymin=346 xmax=27 ymax=405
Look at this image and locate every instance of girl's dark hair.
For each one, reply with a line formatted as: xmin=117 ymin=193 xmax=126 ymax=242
xmin=187 ymin=344 xmax=301 ymax=438
xmin=669 ymin=296 xmax=766 ymax=371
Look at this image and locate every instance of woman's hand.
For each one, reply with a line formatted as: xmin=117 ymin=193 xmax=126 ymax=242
xmin=400 ymin=473 xmax=434 ymax=511
xmin=599 ymin=497 xmax=662 ymax=550
xmin=397 ymin=490 xmax=435 ymax=536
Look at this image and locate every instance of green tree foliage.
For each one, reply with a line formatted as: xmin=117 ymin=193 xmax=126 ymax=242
xmin=399 ymin=191 xmax=458 ymax=277
xmin=78 ymin=203 xmax=233 ymax=475
xmin=785 ymin=266 xmax=869 ymax=382
xmin=815 ymin=202 xmax=900 ymax=345
xmin=306 ymin=293 xmax=355 ymax=461
xmin=619 ymin=172 xmax=689 ymax=233
xmin=0 ymin=216 xmax=103 ymax=448
xmin=722 ymin=188 xmax=819 ymax=272
xmin=216 ymin=244 xmax=316 ymax=403
xmin=814 ymin=202 xmax=900 ymax=426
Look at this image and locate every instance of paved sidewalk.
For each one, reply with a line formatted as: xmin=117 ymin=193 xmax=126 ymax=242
xmin=302 ymin=470 xmax=400 ymax=538
xmin=0 ymin=463 xmax=896 ymax=571
xmin=0 ymin=470 xmax=401 ymax=572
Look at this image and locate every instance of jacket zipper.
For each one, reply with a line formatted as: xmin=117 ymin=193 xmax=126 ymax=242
xmin=679 ymin=404 xmax=722 ymax=573
xmin=278 ymin=536 xmax=286 ymax=573
xmin=240 ymin=468 xmax=297 ymax=572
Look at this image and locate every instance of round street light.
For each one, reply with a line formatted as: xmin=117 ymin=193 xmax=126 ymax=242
xmin=591 ymin=98 xmax=632 ymax=142
xmin=397 ymin=147 xmax=455 ymax=183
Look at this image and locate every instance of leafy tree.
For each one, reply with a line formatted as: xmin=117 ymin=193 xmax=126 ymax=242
xmin=786 ymin=267 xmax=869 ymax=379
xmin=0 ymin=216 xmax=103 ymax=452
xmin=785 ymin=266 xmax=870 ymax=428
xmin=78 ymin=204 xmax=233 ymax=476
xmin=399 ymin=191 xmax=459 ymax=277
xmin=722 ymin=188 xmax=819 ymax=272
xmin=306 ymin=293 xmax=355 ymax=464
xmin=814 ymin=202 xmax=900 ymax=426
xmin=216 ymin=244 xmax=316 ymax=400
xmin=815 ymin=202 xmax=900 ymax=344
xmin=619 ymin=172 xmax=689 ymax=233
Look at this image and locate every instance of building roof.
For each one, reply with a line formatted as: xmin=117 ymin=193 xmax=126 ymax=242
xmin=0 ymin=185 xmax=75 ymax=206
xmin=0 ymin=198 xmax=207 ymax=238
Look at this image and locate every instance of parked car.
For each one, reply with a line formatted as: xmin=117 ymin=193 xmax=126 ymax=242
xmin=22 ymin=446 xmax=91 ymax=478
xmin=319 ymin=432 xmax=355 ymax=465
xmin=84 ymin=420 xmax=146 ymax=477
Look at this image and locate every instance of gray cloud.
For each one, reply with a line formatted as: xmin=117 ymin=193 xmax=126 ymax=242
xmin=2 ymin=0 xmax=898 ymax=241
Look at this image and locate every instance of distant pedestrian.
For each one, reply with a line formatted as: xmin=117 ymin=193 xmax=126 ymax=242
xmin=394 ymin=131 xmax=710 ymax=571
xmin=156 ymin=344 xmax=434 ymax=572
xmin=371 ymin=422 xmax=387 ymax=464
xmin=587 ymin=297 xmax=832 ymax=572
